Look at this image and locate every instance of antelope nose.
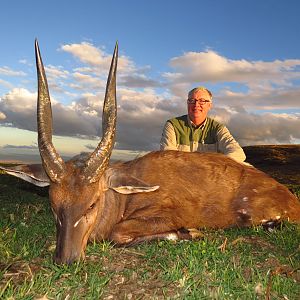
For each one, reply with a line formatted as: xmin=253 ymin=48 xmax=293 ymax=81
xmin=53 ymin=251 xmax=81 ymax=265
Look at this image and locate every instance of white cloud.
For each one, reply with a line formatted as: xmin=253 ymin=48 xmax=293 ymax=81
xmin=0 ymin=87 xmax=101 ymax=137
xmin=0 ymin=66 xmax=26 ymax=77
xmin=60 ymin=42 xmax=134 ymax=75
xmin=1 ymin=88 xmax=36 ymax=112
xmin=0 ymin=88 xmax=37 ymax=131
xmin=45 ymin=65 xmax=69 ymax=79
xmin=119 ymin=74 xmax=161 ymax=88
xmin=215 ymin=86 xmax=300 ymax=110
xmin=165 ymin=50 xmax=300 ymax=88
xmin=227 ymin=111 xmax=300 ymax=145
xmin=0 ymin=78 xmax=13 ymax=89
xmin=57 ymin=42 xmax=160 ymax=99
xmin=1 ymin=83 xmax=300 ymax=152
xmin=72 ymin=72 xmax=106 ymax=90
xmin=18 ymin=59 xmax=33 ymax=66
xmin=61 ymin=42 xmax=107 ymax=67
xmin=1 ymin=43 xmax=300 ymax=154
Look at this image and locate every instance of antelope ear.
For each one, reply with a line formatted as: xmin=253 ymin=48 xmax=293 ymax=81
xmin=106 ymin=170 xmax=159 ymax=195
xmin=110 ymin=185 xmax=159 ymax=195
xmin=0 ymin=164 xmax=50 ymax=187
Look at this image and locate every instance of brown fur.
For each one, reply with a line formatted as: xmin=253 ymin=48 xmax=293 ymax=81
xmin=3 ymin=146 xmax=300 ymax=264
xmin=26 ymin=41 xmax=300 ymax=264
xmin=84 ymin=151 xmax=300 ymax=248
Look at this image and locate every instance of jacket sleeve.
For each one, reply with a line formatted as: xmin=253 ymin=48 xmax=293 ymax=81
xmin=160 ymin=121 xmax=178 ymax=150
xmin=216 ymin=126 xmax=246 ymax=162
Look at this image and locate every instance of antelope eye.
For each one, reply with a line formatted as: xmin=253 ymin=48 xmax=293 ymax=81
xmin=89 ymin=203 xmax=96 ymax=210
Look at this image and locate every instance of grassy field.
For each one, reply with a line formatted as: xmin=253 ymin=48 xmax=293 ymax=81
xmin=0 ymin=146 xmax=300 ymax=299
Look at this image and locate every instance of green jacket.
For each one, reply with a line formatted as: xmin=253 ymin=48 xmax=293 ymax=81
xmin=160 ymin=115 xmax=246 ymax=162
xmin=169 ymin=115 xmax=223 ymax=146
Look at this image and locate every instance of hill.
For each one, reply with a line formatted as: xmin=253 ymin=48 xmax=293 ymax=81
xmin=243 ymin=144 xmax=300 ymax=185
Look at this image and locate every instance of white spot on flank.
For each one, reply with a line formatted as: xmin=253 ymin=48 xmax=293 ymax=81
xmin=252 ymin=189 xmax=258 ymax=193
xmin=242 ymin=197 xmax=248 ymax=201
xmin=166 ymin=233 xmax=178 ymax=241
xmin=275 ymin=215 xmax=281 ymax=220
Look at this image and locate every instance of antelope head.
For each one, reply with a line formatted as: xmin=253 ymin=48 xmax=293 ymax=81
xmin=35 ymin=40 xmax=118 ymax=264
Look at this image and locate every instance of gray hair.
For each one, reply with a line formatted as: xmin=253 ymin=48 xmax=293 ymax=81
xmin=188 ymin=86 xmax=212 ymax=100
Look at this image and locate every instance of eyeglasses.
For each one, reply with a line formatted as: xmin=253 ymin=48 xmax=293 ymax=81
xmin=187 ymin=98 xmax=211 ymax=105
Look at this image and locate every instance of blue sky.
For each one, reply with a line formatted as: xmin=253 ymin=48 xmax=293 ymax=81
xmin=1 ymin=0 xmax=300 ymax=162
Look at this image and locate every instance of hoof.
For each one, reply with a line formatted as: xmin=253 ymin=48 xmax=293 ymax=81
xmin=261 ymin=219 xmax=282 ymax=232
xmin=187 ymin=228 xmax=205 ymax=240
xmin=177 ymin=227 xmax=204 ymax=240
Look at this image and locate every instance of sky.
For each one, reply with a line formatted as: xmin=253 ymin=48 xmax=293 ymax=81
xmin=1 ymin=0 xmax=300 ymax=162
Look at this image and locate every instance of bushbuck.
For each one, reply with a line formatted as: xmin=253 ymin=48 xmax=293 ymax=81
xmin=1 ymin=40 xmax=300 ymax=265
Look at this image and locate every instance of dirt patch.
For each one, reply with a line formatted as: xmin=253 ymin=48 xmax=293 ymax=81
xmin=90 ymin=248 xmax=181 ymax=299
xmin=0 ymin=258 xmax=45 ymax=288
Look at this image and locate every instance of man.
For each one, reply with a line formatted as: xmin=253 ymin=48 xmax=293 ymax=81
xmin=160 ymin=86 xmax=246 ymax=163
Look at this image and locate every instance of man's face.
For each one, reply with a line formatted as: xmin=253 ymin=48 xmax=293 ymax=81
xmin=187 ymin=89 xmax=212 ymax=125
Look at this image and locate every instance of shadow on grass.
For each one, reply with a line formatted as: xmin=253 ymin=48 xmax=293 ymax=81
xmin=0 ymin=174 xmax=48 ymax=198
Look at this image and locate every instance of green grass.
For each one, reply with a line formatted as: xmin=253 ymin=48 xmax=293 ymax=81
xmin=0 ymin=173 xmax=300 ymax=299
xmin=288 ymin=184 xmax=300 ymax=199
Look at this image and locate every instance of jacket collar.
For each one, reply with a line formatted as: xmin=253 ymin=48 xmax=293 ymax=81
xmin=187 ymin=115 xmax=207 ymax=129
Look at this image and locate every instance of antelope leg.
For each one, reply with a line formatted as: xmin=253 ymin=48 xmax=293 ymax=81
xmin=110 ymin=218 xmax=203 ymax=246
